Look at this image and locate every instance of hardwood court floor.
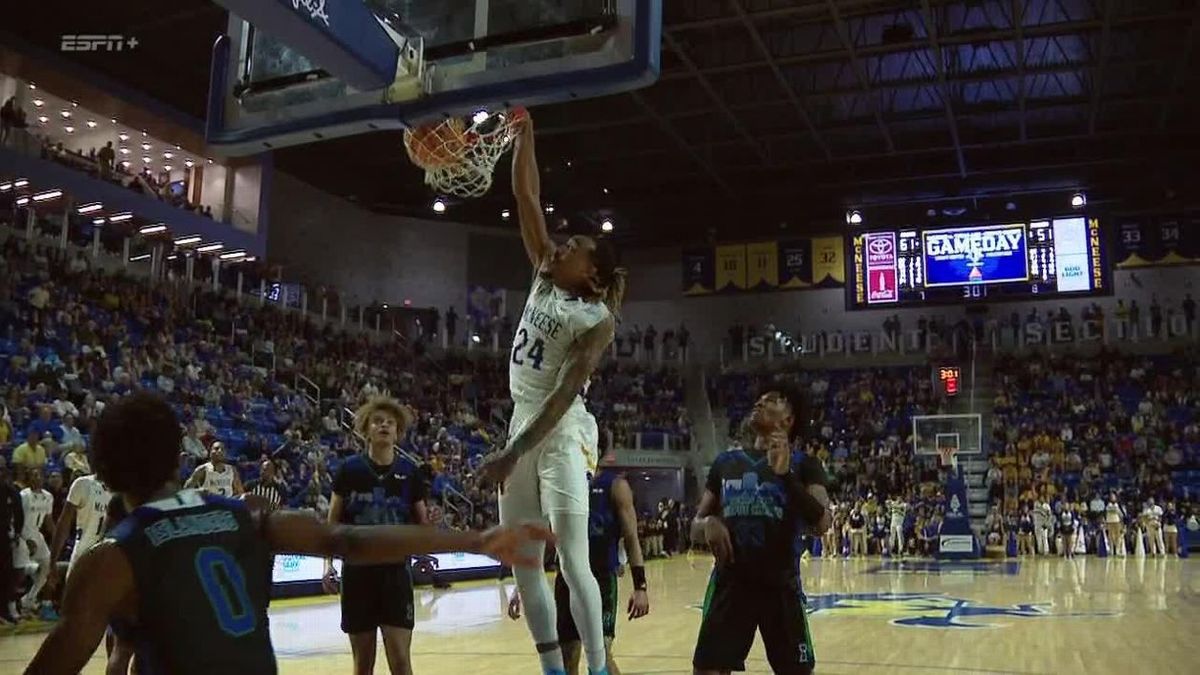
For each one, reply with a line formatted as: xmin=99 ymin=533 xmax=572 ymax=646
xmin=3 ymin=554 xmax=1197 ymax=674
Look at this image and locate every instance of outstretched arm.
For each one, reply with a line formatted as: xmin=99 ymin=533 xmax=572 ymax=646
xmin=262 ymin=509 xmax=552 ymax=567
xmin=612 ymin=477 xmax=649 ymax=619
xmin=511 ymin=116 xmax=554 ymax=268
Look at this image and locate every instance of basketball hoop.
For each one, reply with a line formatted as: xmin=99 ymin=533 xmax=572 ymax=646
xmin=937 ymin=446 xmax=959 ymax=470
xmin=403 ymin=107 xmax=527 ymax=198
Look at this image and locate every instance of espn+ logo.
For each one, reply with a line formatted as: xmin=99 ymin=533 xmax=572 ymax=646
xmin=61 ymin=35 xmax=139 ymax=52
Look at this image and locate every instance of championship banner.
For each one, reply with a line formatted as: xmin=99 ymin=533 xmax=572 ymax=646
xmin=746 ymin=241 xmax=779 ymax=290
xmin=680 ymin=236 xmax=846 ymax=295
xmin=922 ymin=224 xmax=1029 ymax=286
xmin=714 ymin=244 xmax=748 ymax=292
xmin=681 ymin=247 xmax=715 ymax=295
xmin=1114 ymin=218 xmax=1200 ymax=267
xmin=811 ymin=236 xmax=845 ymax=285
xmin=777 ymin=239 xmax=813 ymax=288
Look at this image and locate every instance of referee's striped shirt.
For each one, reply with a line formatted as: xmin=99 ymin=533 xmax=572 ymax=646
xmin=245 ymin=479 xmax=286 ymax=511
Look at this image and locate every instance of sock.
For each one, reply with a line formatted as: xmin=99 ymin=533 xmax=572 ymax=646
xmin=550 ymin=511 xmax=606 ymax=673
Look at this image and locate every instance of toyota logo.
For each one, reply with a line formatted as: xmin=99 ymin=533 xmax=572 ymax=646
xmin=868 ymin=238 xmax=893 ymax=255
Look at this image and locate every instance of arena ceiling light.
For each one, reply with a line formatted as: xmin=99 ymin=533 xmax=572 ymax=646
xmin=544 ymin=203 xmax=555 ymax=214
xmin=108 ymin=212 xmax=133 ymax=223
xmin=64 ymin=126 xmax=75 ymax=134
xmin=220 ymin=250 xmax=247 ymax=261
xmin=86 ymin=120 xmax=97 ymax=128
xmin=16 ymin=196 xmax=30 ymax=206
xmin=78 ymin=203 xmax=103 ymax=214
xmin=163 ymin=165 xmax=173 ymax=172
xmin=118 ymin=133 xmax=129 ymax=142
xmin=431 ymin=198 xmax=447 ymax=214
xmin=119 ymin=148 xmax=130 ymax=155
xmin=196 ymin=242 xmax=224 ymax=253
xmin=500 ymin=209 xmax=510 ymax=220
xmin=600 ymin=218 xmax=614 ymax=233
xmin=92 ymin=217 xmax=106 ymax=225
xmin=163 ymin=152 xmax=174 ymax=159
xmin=37 ymin=115 xmax=48 ymax=124
xmin=32 ymin=99 xmax=44 ymax=107
xmin=32 ymin=189 xmax=63 ymax=202
xmin=0 ymin=182 xmax=12 ymax=192
xmin=60 ymin=110 xmax=71 ymax=119
xmin=138 ymin=223 xmax=168 ymax=235
xmin=174 ymin=235 xmax=202 ymax=245
xmin=14 ymin=179 xmax=29 ymax=188
xmin=141 ymin=142 xmax=151 ymax=151
xmin=472 ymin=109 xmax=490 ymax=125
xmin=846 ymin=210 xmax=864 ymax=225
xmin=1071 ymin=192 xmax=1087 ymax=209
xmin=166 ymin=254 xmax=178 ymax=260
xmin=184 ymin=159 xmax=195 ymax=168
xmin=129 ymin=254 xmax=151 ymax=262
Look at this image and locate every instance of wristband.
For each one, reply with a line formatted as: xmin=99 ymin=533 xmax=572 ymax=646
xmin=631 ymin=565 xmax=647 ymax=591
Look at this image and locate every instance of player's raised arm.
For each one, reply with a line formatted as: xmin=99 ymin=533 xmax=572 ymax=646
xmin=261 ymin=508 xmax=554 ymax=567
xmin=511 ymin=115 xmax=554 ymax=268
xmin=478 ymin=316 xmax=615 ymax=483
xmin=24 ymin=543 xmax=133 ymax=675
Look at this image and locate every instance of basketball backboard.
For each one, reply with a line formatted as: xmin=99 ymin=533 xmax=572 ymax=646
xmin=205 ymin=0 xmax=661 ymax=155
xmin=911 ymin=414 xmax=983 ymax=461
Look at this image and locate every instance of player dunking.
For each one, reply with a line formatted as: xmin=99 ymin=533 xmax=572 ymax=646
xmin=508 ymin=467 xmax=651 ymax=675
xmin=690 ymin=385 xmax=832 ymax=675
xmin=323 ymin=397 xmax=427 ymax=675
xmin=24 ymin=392 xmax=552 ymax=674
xmin=184 ymin=441 xmax=243 ymax=497
xmin=478 ymin=113 xmax=626 ymax=675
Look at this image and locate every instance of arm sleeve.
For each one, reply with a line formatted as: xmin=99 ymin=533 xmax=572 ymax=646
xmin=704 ymin=457 xmax=723 ymax=498
xmin=331 ymin=464 xmax=350 ymax=499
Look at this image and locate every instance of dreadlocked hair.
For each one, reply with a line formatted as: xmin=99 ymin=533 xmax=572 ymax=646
xmin=591 ymin=238 xmax=628 ymax=320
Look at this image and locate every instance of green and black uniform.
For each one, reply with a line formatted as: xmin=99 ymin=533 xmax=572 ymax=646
xmin=555 ymin=469 xmax=622 ymax=641
xmin=109 ymin=489 xmax=275 ymax=675
xmin=693 ymin=449 xmax=826 ymax=674
xmin=333 ymin=453 xmax=426 ymax=634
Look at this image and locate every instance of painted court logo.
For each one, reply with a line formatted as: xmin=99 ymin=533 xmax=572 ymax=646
xmin=689 ymin=592 xmax=1117 ymax=629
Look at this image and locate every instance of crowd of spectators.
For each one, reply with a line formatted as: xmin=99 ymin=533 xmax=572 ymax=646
xmin=983 ymin=347 xmax=1200 ymax=556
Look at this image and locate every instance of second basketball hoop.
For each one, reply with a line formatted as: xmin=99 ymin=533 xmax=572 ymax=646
xmin=403 ymin=107 xmax=528 ymax=198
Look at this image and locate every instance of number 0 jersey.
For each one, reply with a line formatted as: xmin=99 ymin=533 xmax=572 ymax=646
xmin=109 ymin=489 xmax=275 ymax=675
xmin=508 ymin=273 xmax=610 ymax=411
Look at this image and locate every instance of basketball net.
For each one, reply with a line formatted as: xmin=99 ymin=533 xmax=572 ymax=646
xmin=937 ymin=446 xmax=959 ymax=472
xmin=403 ymin=107 xmax=527 ymax=198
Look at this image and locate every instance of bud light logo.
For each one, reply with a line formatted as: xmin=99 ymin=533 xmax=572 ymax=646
xmin=1062 ymin=264 xmax=1083 ymax=278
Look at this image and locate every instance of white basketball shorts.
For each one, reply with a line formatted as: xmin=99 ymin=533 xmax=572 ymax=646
xmin=499 ymin=404 xmax=599 ymax=523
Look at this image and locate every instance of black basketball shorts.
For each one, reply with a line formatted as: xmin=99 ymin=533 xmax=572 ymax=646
xmin=340 ymin=562 xmax=415 ymax=634
xmin=555 ymin=569 xmax=619 ymax=642
xmin=692 ymin=569 xmax=815 ymax=674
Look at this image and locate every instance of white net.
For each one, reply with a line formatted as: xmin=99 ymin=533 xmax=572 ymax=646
xmin=403 ymin=108 xmax=527 ymax=198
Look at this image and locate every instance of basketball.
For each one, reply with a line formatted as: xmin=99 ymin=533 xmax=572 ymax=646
xmin=404 ymin=119 xmax=469 ymax=170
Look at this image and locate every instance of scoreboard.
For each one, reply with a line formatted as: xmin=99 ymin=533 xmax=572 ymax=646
xmin=848 ymin=216 xmax=1109 ymax=309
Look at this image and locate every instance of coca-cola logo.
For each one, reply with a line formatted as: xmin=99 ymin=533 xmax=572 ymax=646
xmin=868 ymin=238 xmax=893 ymax=256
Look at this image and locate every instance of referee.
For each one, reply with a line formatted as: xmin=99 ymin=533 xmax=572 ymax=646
xmin=245 ymin=460 xmax=287 ymax=511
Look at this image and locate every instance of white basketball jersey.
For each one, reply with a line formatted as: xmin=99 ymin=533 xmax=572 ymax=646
xmin=508 ymin=274 xmax=610 ymax=410
xmin=201 ymin=462 xmax=236 ymax=496
xmin=20 ymin=488 xmax=53 ymax=540
xmin=67 ymin=475 xmax=112 ymax=566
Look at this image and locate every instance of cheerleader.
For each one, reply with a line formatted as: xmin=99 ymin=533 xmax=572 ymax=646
xmin=1164 ymin=502 xmax=1180 ymax=556
xmin=1060 ymin=507 xmax=1078 ymax=559
xmin=1104 ymin=492 xmax=1126 ymax=557
xmin=1018 ymin=506 xmax=1035 ymax=556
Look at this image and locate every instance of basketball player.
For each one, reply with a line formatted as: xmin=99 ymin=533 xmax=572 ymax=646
xmin=322 ymin=397 xmax=426 ymax=675
xmin=1104 ymin=492 xmax=1126 ymax=556
xmin=23 ymin=392 xmax=553 ymax=674
xmin=508 ymin=468 xmax=651 ymax=675
xmin=184 ymin=441 xmax=243 ymax=497
xmin=16 ymin=466 xmax=55 ymax=619
xmin=477 ymin=113 xmax=626 ymax=675
xmin=690 ymin=386 xmax=832 ymax=675
xmin=886 ymin=493 xmax=908 ymax=559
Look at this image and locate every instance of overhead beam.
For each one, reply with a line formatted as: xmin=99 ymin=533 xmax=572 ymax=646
xmin=728 ymin=0 xmax=831 ymax=161
xmin=824 ymin=0 xmax=896 ymax=152
xmin=1088 ymin=0 xmax=1116 ymax=135
xmin=1013 ymin=0 xmax=1028 ymax=142
xmin=627 ymin=90 xmax=736 ymax=197
xmin=919 ymin=0 xmax=967 ymax=177
xmin=661 ymin=11 xmax=1191 ymax=80
xmin=662 ymin=32 xmax=769 ymax=165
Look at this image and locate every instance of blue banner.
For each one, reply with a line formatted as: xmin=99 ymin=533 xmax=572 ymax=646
xmin=922 ymin=224 xmax=1029 ymax=287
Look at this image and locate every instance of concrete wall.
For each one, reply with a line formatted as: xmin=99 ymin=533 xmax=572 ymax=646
xmin=269 ymin=171 xmax=478 ymax=312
